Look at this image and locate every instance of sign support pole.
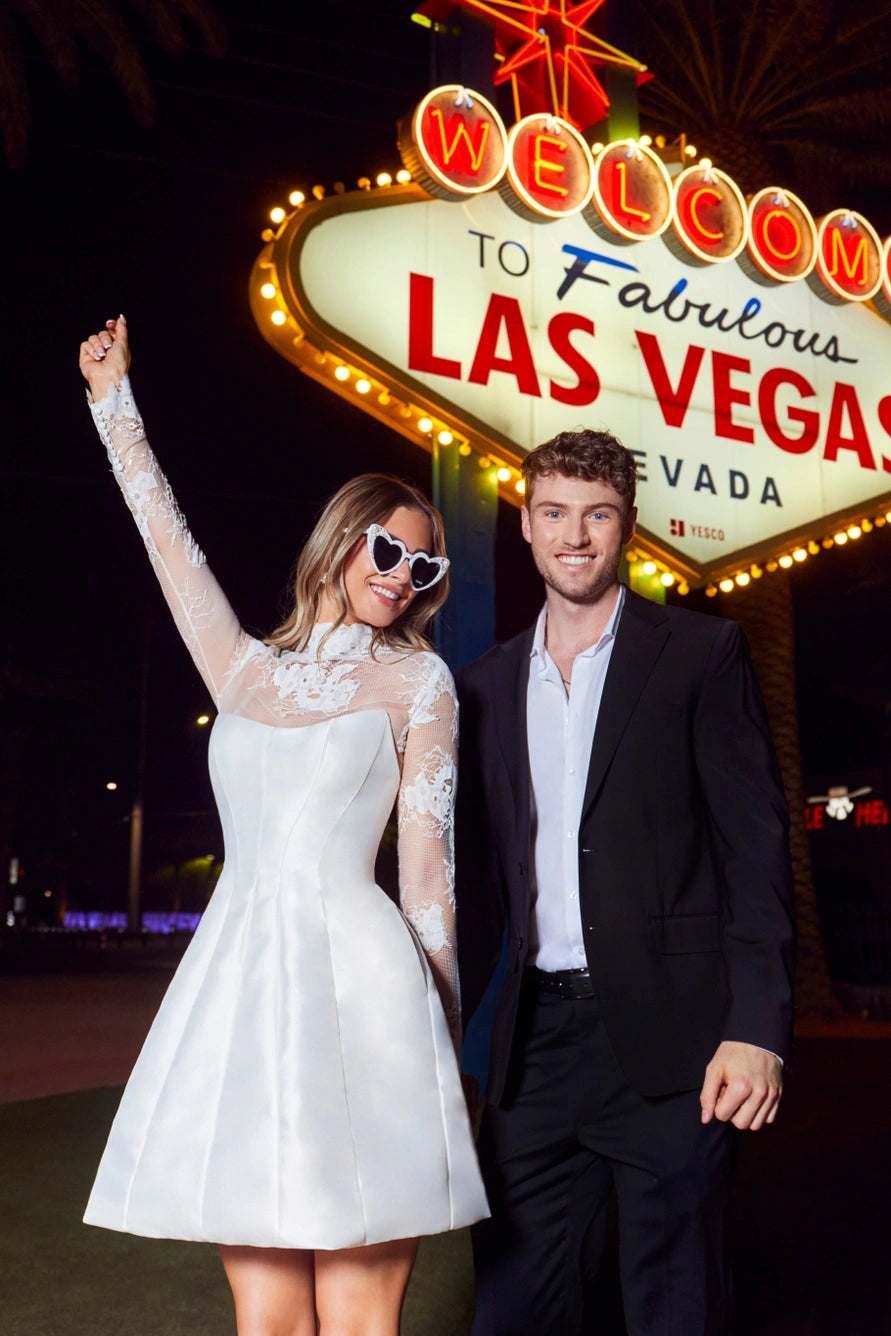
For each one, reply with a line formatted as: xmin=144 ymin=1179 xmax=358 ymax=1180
xmin=431 ymin=439 xmax=498 ymax=671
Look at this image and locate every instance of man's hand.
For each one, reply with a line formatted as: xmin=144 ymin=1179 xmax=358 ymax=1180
xmin=700 ymin=1040 xmax=783 ymax=1130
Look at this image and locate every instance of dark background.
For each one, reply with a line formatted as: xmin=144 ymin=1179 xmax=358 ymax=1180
xmin=3 ymin=0 xmax=891 ymax=918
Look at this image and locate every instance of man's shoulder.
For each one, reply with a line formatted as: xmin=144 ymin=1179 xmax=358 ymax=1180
xmin=624 ymin=589 xmax=740 ymax=648
xmin=457 ymin=625 xmax=533 ymax=689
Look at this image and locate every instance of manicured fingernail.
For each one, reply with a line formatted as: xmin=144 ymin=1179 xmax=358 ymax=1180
xmin=118 ymin=313 xmax=126 ymax=321
xmin=93 ymin=352 xmax=105 ymax=361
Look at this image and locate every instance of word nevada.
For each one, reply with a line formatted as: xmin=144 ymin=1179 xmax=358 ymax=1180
xmin=399 ymin=85 xmax=891 ymax=313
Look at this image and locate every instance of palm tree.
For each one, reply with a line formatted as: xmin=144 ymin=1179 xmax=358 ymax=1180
xmin=633 ymin=0 xmax=891 ymax=202
xmin=0 ymin=0 xmax=227 ymax=169
xmin=627 ymin=0 xmax=891 ymax=1017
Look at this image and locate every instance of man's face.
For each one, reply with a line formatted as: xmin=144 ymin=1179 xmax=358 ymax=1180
xmin=520 ymin=473 xmax=636 ymax=604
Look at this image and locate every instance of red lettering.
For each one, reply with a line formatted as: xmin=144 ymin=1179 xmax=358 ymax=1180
xmin=637 ymin=332 xmax=704 ymax=428
xmin=805 ymin=804 xmax=825 ymax=830
xmin=855 ymin=801 xmax=870 ymax=826
xmin=823 ymin=383 xmax=876 ymax=471
xmin=759 ymin=368 xmax=820 ymax=455
xmin=468 ymin=294 xmax=541 ymax=396
xmin=407 ymin=273 xmax=461 ymax=380
xmin=548 ymin=313 xmax=600 ymax=406
xmin=878 ymin=801 xmax=889 ymax=825
xmin=712 ymin=352 xmax=753 ymax=442
xmin=878 ymin=395 xmax=891 ymax=473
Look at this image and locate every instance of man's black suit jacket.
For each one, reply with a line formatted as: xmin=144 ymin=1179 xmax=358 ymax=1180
xmin=456 ymin=588 xmax=796 ymax=1107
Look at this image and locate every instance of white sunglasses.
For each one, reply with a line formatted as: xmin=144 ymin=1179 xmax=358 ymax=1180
xmin=365 ymin=524 xmax=450 ymax=591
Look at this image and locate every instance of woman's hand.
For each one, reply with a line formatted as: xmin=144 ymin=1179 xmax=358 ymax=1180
xmin=78 ymin=315 xmax=131 ymax=400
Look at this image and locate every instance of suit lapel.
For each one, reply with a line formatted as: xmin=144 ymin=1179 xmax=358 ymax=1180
xmin=580 ymin=590 xmax=670 ymax=824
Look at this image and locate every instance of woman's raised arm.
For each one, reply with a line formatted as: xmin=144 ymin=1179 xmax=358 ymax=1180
xmin=79 ymin=317 xmax=246 ymax=705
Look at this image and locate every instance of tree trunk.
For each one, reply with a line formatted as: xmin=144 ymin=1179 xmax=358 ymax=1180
xmin=721 ymin=573 xmax=839 ymax=1019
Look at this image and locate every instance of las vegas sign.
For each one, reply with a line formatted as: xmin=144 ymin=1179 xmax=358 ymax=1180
xmin=250 ymin=85 xmax=891 ymax=588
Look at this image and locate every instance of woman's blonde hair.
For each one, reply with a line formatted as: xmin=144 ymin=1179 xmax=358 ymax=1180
xmin=265 ymin=473 xmax=449 ymax=656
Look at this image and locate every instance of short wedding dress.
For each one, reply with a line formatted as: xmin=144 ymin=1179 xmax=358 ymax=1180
xmin=82 ymin=378 xmax=488 ymax=1248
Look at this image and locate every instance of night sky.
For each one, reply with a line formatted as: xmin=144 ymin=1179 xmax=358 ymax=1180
xmin=4 ymin=0 xmax=891 ymax=912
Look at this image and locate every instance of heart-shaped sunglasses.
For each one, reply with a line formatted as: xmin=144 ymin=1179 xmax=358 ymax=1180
xmin=365 ymin=524 xmax=450 ymax=591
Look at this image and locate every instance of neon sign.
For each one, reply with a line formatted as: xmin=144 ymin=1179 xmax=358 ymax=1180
xmin=398 ymin=85 xmax=891 ymax=310
xmin=502 ymin=114 xmax=594 ymax=220
xmin=251 ymin=81 xmax=891 ymax=591
xmin=398 ymin=85 xmax=507 ymax=199
xmin=813 ymin=210 xmax=883 ymax=303
xmin=744 ymin=188 xmax=816 ymax=284
xmin=587 ymin=141 xmax=673 ymax=243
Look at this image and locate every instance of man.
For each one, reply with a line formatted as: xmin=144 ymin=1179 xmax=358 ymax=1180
xmin=456 ymin=428 xmax=795 ymax=1336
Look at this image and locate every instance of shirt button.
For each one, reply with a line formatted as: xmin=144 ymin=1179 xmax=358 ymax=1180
xmin=570 ymin=891 xmax=577 ymax=900
xmin=569 ymin=768 xmax=575 ymax=775
xmin=576 ymin=947 xmax=585 ymax=957
xmin=567 ymin=831 xmax=575 ymax=839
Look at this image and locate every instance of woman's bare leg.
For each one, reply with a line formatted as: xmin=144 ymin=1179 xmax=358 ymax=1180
xmin=220 ymin=1245 xmax=317 ymax=1336
xmin=315 ymin=1237 xmax=420 ymax=1336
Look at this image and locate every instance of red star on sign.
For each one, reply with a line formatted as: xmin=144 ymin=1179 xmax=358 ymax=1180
xmin=415 ymin=0 xmax=649 ymax=131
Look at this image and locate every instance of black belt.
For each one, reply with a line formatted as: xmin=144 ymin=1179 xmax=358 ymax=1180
xmin=527 ymin=966 xmax=595 ymax=999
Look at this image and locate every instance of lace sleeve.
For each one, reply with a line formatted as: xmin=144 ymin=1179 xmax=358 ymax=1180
xmin=89 ymin=376 xmax=244 ymax=706
xmin=397 ymin=655 xmax=462 ymax=1056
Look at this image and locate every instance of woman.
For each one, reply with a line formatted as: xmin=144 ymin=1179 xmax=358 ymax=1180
xmin=78 ymin=316 xmax=488 ymax=1336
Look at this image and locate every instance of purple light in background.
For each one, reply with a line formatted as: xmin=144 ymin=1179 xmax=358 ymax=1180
xmin=62 ymin=911 xmax=202 ymax=933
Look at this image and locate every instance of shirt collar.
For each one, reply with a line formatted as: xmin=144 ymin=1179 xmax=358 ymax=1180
xmin=530 ymin=583 xmax=626 ymax=665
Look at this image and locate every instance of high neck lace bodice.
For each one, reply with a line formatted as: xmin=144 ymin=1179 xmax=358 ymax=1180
xmin=302 ymin=621 xmax=375 ymax=660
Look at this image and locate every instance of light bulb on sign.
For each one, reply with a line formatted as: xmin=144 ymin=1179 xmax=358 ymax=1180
xmin=418 ymin=417 xmax=433 ymax=433
xmin=334 ymin=366 xmax=350 ymax=382
xmin=516 ymin=479 xmax=526 ymax=495
xmin=705 ymin=585 xmax=717 ymax=597
xmin=642 ymin=561 xmax=657 ymax=575
xmin=735 ymin=572 xmax=750 ymax=586
xmin=458 ymin=443 xmax=472 ymax=457
xmin=661 ymin=572 xmax=675 ymax=587
xmin=847 ymin=525 xmax=861 ymax=539
xmin=833 ymin=531 xmax=848 ymax=545
xmin=376 ymin=173 xmax=393 ymax=187
xmin=438 ymin=431 xmax=454 ymax=445
xmin=719 ymin=578 xmax=734 ymax=592
xmin=269 ymin=207 xmax=285 ymax=224
xmin=270 ymin=310 xmax=286 ymax=326
xmin=260 ymin=283 xmax=275 ymax=299
xmin=356 ymin=379 xmax=371 ymax=394
xmin=289 ymin=190 xmax=305 ymax=206
xmin=497 ymin=467 xmax=512 ymax=482
xmin=678 ymin=582 xmax=690 ymax=596
xmin=792 ymin=548 xmax=807 ymax=562
xmin=396 ymin=169 xmax=411 ymax=184
xmin=778 ymin=555 xmax=793 ymax=568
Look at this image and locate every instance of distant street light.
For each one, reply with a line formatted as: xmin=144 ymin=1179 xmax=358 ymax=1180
xmin=196 ymin=715 xmax=210 ymax=726
xmin=106 ymin=781 xmax=118 ymax=791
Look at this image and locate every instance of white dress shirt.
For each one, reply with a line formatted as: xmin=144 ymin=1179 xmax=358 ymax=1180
xmin=526 ymin=586 xmax=625 ymax=971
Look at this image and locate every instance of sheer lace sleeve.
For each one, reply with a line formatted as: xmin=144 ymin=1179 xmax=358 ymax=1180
xmin=397 ymin=656 xmax=462 ymax=1055
xmin=89 ymin=376 xmax=244 ymax=705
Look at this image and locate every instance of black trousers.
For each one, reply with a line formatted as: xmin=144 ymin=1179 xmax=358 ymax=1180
xmin=471 ymin=983 xmax=737 ymax=1336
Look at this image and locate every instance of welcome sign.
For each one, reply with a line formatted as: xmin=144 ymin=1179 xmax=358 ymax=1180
xmin=250 ymin=86 xmax=891 ymax=585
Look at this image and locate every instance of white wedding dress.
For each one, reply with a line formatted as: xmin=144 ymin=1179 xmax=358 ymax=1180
xmin=82 ymin=378 xmax=488 ymax=1248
